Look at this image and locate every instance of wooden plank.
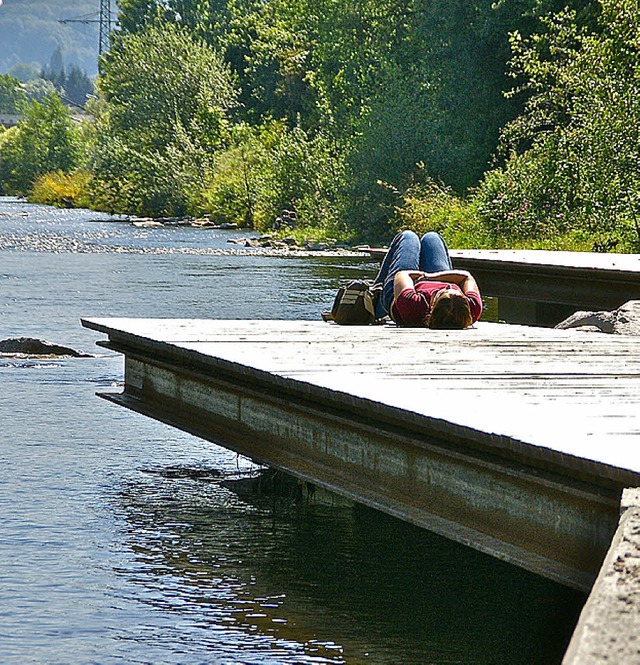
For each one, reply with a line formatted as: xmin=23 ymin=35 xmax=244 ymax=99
xmin=372 ymin=247 xmax=640 ymax=272
xmin=451 ymin=249 xmax=640 ymax=273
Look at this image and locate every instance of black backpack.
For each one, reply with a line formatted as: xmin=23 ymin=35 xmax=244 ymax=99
xmin=322 ymin=279 xmax=384 ymax=325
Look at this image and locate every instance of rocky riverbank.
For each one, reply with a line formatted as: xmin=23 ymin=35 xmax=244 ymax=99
xmin=0 ymin=223 xmax=372 ymax=257
xmin=86 ymin=215 xmax=372 ymax=257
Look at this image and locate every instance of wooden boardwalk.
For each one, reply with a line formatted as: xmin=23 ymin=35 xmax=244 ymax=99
xmin=453 ymin=249 xmax=640 ymax=324
xmin=83 ymin=317 xmax=640 ymax=591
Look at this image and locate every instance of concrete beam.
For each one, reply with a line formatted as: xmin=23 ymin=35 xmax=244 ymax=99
xmin=100 ymin=346 xmax=617 ymax=591
xmin=82 ymin=318 xmax=640 ymax=591
xmin=451 ymin=250 xmax=640 ymax=313
xmin=563 ymin=488 xmax=640 ymax=663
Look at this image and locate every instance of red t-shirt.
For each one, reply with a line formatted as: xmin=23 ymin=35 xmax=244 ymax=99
xmin=390 ymin=281 xmax=482 ymax=327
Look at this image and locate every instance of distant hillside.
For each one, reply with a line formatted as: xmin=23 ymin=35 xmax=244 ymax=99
xmin=0 ymin=0 xmax=106 ymax=76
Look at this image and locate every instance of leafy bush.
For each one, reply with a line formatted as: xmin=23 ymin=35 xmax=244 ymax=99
xmin=29 ymin=170 xmax=92 ymax=208
xmin=0 ymin=73 xmax=27 ymax=113
xmin=391 ymin=175 xmax=492 ymax=249
xmin=0 ymin=94 xmax=82 ymax=195
xmin=258 ymin=123 xmax=345 ymax=234
xmin=473 ymin=147 xmax=572 ymax=245
xmin=197 ymin=123 xmax=265 ymax=226
xmin=89 ymin=135 xmax=192 ymax=216
xmin=474 ymin=0 xmax=640 ymax=252
xmin=200 ymin=120 xmax=347 ymax=236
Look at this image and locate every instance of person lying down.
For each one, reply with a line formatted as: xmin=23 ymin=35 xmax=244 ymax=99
xmin=373 ymin=230 xmax=482 ymax=329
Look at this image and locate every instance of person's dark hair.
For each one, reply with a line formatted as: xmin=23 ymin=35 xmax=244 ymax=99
xmin=426 ymin=292 xmax=473 ymax=329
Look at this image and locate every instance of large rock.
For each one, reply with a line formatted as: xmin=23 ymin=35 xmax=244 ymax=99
xmin=555 ymin=300 xmax=640 ymax=335
xmin=0 ymin=337 xmax=92 ymax=357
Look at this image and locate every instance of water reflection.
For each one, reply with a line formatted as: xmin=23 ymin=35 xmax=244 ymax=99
xmin=117 ymin=469 xmax=585 ymax=664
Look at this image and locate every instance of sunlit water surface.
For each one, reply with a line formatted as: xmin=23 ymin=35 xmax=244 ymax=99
xmin=0 ymin=198 xmax=585 ymax=664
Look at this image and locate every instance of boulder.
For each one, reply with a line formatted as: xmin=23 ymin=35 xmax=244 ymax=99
xmin=0 ymin=337 xmax=92 ymax=357
xmin=555 ymin=300 xmax=640 ymax=335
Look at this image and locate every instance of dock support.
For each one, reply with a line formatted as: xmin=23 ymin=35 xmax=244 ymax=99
xmin=451 ymin=250 xmax=640 ymax=326
xmin=82 ymin=318 xmax=640 ymax=593
xmin=104 ymin=348 xmax=616 ymax=592
xmin=563 ymin=488 xmax=640 ymax=664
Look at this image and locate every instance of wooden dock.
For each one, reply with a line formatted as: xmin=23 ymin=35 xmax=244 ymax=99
xmin=82 ymin=317 xmax=640 ymax=593
xmin=453 ymin=249 xmax=640 ymax=325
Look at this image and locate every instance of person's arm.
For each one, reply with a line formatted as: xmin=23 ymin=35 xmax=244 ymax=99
xmin=393 ymin=271 xmax=420 ymax=300
xmin=418 ymin=270 xmax=479 ymax=295
xmin=393 ymin=269 xmax=477 ymax=296
xmin=391 ymin=271 xmax=430 ymax=326
xmin=460 ymin=273 xmax=479 ymax=295
xmin=418 ymin=269 xmax=469 ymax=284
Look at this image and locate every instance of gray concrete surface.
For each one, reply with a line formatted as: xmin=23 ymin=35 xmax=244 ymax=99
xmin=563 ymin=488 xmax=640 ymax=664
xmin=82 ymin=318 xmax=640 ymax=590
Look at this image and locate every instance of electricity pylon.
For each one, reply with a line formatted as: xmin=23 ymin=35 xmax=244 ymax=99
xmin=59 ymin=0 xmax=113 ymax=57
xmin=98 ymin=0 xmax=112 ymax=56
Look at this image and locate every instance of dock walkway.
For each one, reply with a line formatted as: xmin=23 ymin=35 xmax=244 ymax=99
xmin=451 ymin=249 xmax=640 ymax=324
xmin=83 ymin=317 xmax=640 ymax=593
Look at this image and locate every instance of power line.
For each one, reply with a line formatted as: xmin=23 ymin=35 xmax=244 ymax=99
xmin=59 ymin=0 xmax=113 ymax=56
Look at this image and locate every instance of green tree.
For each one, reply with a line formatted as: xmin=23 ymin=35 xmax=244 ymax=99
xmin=101 ymin=20 xmax=237 ymax=152
xmin=116 ymin=0 xmax=232 ymax=41
xmin=475 ymin=0 xmax=640 ymax=251
xmin=116 ymin=0 xmax=163 ymax=35
xmin=217 ymin=0 xmax=584 ymax=240
xmin=0 ymin=74 xmax=27 ymax=113
xmin=202 ymin=120 xmax=346 ymax=231
xmin=22 ymin=78 xmax=58 ymax=103
xmin=64 ymin=66 xmax=94 ymax=108
xmin=0 ymin=93 xmax=82 ymax=195
xmin=7 ymin=63 xmax=41 ymax=83
xmin=42 ymin=46 xmax=66 ymax=89
xmin=61 ymin=0 xmax=615 ymax=244
xmin=92 ymin=20 xmax=239 ymax=215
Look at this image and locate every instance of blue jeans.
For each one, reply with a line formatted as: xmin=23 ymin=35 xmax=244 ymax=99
xmin=373 ymin=230 xmax=452 ymax=318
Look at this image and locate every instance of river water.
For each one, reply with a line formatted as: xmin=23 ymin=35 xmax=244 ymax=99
xmin=0 ymin=197 xmax=585 ymax=664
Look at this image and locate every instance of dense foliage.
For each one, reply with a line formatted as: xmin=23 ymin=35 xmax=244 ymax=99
xmin=97 ymin=0 xmax=554 ymax=237
xmin=42 ymin=47 xmax=95 ymax=108
xmin=1 ymin=0 xmax=638 ymax=251
xmin=89 ymin=20 xmax=238 ymax=216
xmin=472 ymin=0 xmax=640 ymax=251
xmin=0 ymin=73 xmax=27 ymax=113
xmin=0 ymin=94 xmax=81 ymax=195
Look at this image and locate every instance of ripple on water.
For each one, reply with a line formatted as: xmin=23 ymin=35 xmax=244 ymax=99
xmin=0 ymin=198 xmax=585 ymax=665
